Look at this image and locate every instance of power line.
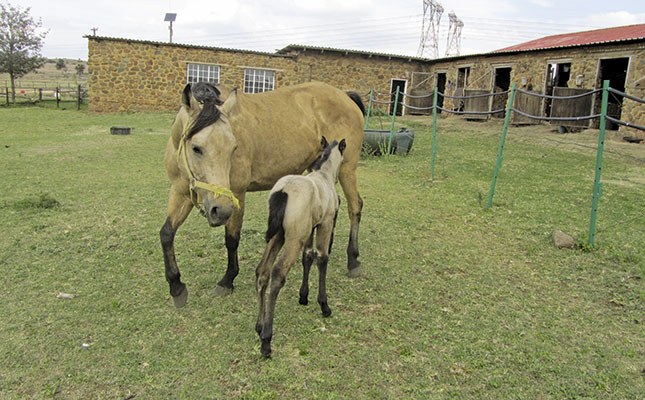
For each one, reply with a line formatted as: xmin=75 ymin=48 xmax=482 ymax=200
xmin=176 ymin=11 xmax=604 ymax=57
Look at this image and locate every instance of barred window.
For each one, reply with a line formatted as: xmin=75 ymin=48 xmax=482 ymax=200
xmin=243 ymin=69 xmax=275 ymax=93
xmin=187 ymin=63 xmax=219 ymax=84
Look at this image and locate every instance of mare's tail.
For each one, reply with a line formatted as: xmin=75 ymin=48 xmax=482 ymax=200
xmin=266 ymin=191 xmax=288 ymax=242
xmin=346 ymin=91 xmax=366 ymax=116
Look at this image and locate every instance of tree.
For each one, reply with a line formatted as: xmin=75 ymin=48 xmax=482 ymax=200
xmin=75 ymin=60 xmax=84 ymax=76
xmin=55 ymin=58 xmax=65 ymax=70
xmin=0 ymin=2 xmax=48 ymax=104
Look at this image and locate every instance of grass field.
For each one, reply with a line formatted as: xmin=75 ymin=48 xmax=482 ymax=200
xmin=0 ymin=105 xmax=643 ymax=399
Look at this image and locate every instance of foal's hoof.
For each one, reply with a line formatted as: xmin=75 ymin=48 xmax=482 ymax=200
xmin=172 ymin=286 xmax=188 ymax=308
xmin=213 ymin=285 xmax=233 ymax=297
xmin=347 ymin=265 xmax=362 ymax=278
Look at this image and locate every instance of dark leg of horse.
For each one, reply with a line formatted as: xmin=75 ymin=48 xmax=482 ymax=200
xmin=328 ymin=204 xmax=339 ymax=254
xmin=255 ymin=235 xmax=283 ymax=340
xmin=160 ymin=188 xmax=193 ymax=307
xmin=299 ymin=231 xmax=315 ymax=306
xmin=316 ymin=223 xmax=334 ymax=317
xmin=317 ymin=253 xmax=331 ymax=317
xmin=339 ymin=169 xmax=363 ymax=277
xmin=215 ymin=194 xmax=245 ymax=297
xmin=260 ymin=241 xmax=301 ymax=358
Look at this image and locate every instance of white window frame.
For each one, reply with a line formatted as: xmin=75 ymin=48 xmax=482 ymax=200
xmin=186 ymin=63 xmax=220 ymax=84
xmin=243 ymin=68 xmax=275 ymax=93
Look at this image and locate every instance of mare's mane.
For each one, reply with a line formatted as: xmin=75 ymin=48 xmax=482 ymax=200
xmin=186 ymin=82 xmax=225 ymax=139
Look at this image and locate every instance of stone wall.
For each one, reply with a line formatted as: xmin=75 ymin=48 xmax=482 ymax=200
xmin=426 ymin=43 xmax=645 ymax=135
xmin=88 ymin=37 xmax=430 ymax=114
xmin=88 ymin=38 xmax=297 ymax=112
xmin=279 ymin=48 xmax=432 ymax=114
xmin=87 ymin=36 xmax=644 ymax=136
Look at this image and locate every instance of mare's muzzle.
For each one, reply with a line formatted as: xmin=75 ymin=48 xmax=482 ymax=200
xmin=203 ymin=196 xmax=234 ymax=227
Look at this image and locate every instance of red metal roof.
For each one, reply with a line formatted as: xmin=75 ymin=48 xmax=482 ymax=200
xmin=493 ymin=24 xmax=645 ymax=53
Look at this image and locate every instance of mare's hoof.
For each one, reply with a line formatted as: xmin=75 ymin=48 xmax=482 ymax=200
xmin=299 ymin=296 xmax=308 ymax=306
xmin=213 ymin=285 xmax=233 ymax=297
xmin=172 ymin=286 xmax=188 ymax=308
xmin=321 ymin=304 xmax=332 ymax=318
xmin=347 ymin=266 xmax=362 ymax=278
xmin=261 ymin=338 xmax=272 ymax=359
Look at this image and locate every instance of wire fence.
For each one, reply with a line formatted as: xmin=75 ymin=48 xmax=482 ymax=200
xmin=362 ymin=81 xmax=644 ymax=246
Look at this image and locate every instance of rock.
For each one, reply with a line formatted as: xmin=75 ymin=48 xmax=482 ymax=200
xmin=552 ymin=230 xmax=575 ymax=249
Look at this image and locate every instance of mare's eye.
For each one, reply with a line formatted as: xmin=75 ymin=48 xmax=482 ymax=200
xmin=192 ymin=145 xmax=203 ymax=155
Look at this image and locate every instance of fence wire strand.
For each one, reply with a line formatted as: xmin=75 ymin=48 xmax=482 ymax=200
xmin=516 ymin=88 xmax=602 ymax=100
xmin=365 ymin=85 xmax=644 ymax=134
xmin=609 ymin=87 xmax=645 ymax=104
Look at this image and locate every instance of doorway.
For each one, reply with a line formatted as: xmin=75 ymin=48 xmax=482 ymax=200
xmin=436 ymin=72 xmax=446 ymax=112
xmin=390 ymin=79 xmax=407 ymax=116
xmin=454 ymin=67 xmax=471 ymax=111
xmin=597 ymin=57 xmax=629 ymax=130
xmin=492 ymin=67 xmax=511 ymax=118
xmin=544 ymin=62 xmax=571 ymax=116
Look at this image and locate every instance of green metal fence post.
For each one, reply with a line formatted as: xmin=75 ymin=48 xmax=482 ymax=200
xmin=431 ymin=86 xmax=439 ymax=181
xmin=387 ymin=87 xmax=400 ymax=159
xmin=487 ymin=83 xmax=517 ymax=208
xmin=588 ymin=80 xmax=610 ymax=246
xmin=364 ymin=87 xmax=374 ymax=131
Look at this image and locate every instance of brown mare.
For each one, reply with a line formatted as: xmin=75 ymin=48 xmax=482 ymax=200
xmin=160 ymin=81 xmax=365 ymax=307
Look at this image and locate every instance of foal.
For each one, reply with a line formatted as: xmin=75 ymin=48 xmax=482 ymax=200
xmin=255 ymin=137 xmax=346 ymax=358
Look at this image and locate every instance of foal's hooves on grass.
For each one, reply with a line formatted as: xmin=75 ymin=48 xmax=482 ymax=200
xmin=172 ymin=286 xmax=188 ymax=308
xmin=213 ymin=285 xmax=233 ymax=297
xmin=347 ymin=266 xmax=362 ymax=278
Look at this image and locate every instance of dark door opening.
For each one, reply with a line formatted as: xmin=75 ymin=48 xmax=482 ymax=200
xmin=597 ymin=57 xmax=629 ymax=130
xmin=390 ymin=79 xmax=406 ymax=116
xmin=436 ymin=73 xmax=446 ymax=113
xmin=454 ymin=67 xmax=471 ymax=111
xmin=492 ymin=67 xmax=511 ymax=118
xmin=544 ymin=62 xmax=571 ymax=116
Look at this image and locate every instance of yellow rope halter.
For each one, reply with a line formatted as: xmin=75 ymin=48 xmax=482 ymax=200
xmin=177 ymin=120 xmax=240 ymax=213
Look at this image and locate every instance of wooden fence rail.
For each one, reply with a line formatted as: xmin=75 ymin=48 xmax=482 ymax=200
xmin=3 ymin=85 xmax=88 ymax=110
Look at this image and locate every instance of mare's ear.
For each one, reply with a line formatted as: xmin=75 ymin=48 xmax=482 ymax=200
xmin=220 ymin=88 xmax=237 ymax=115
xmin=181 ymin=84 xmax=192 ymax=109
xmin=339 ymin=139 xmax=346 ymax=155
xmin=321 ymin=136 xmax=329 ymax=149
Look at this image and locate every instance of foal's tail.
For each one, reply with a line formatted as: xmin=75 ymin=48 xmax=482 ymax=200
xmin=346 ymin=91 xmax=366 ymax=116
xmin=266 ymin=191 xmax=288 ymax=242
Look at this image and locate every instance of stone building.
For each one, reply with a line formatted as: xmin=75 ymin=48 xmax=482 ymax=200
xmin=86 ymin=36 xmax=430 ymax=113
xmin=86 ymin=24 xmax=644 ymax=134
xmin=427 ymin=24 xmax=645 ymax=132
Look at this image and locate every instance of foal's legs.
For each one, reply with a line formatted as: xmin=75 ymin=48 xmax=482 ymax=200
xmin=315 ymin=221 xmax=335 ymax=317
xmin=339 ymin=167 xmax=363 ymax=277
xmin=255 ymin=235 xmax=283 ymax=339
xmin=160 ymin=186 xmax=193 ymax=308
xmin=215 ymin=193 xmax=246 ymax=297
xmin=259 ymin=237 xmax=304 ymax=358
xmin=299 ymin=231 xmax=315 ymax=306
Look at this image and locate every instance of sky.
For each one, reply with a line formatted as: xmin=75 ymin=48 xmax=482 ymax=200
xmin=11 ymin=0 xmax=645 ymax=60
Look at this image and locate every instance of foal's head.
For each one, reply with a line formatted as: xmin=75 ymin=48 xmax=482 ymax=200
xmin=310 ymin=136 xmax=346 ymax=181
xmin=180 ymin=82 xmax=239 ymax=227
